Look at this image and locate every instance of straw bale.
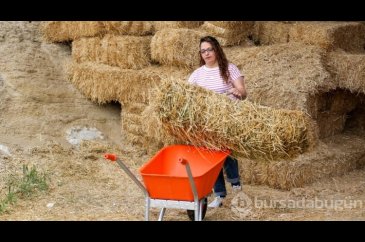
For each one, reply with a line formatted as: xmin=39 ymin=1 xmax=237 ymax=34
xmin=123 ymin=102 xmax=148 ymax=114
xmin=326 ymin=51 xmax=365 ymax=94
xmin=200 ymin=22 xmax=254 ymax=46
xmin=202 ymin=22 xmax=254 ymax=37
xmin=148 ymin=79 xmax=318 ymax=160
xmin=122 ymin=113 xmax=143 ymax=125
xmin=72 ymin=37 xmax=102 ymax=63
xmin=238 ymin=132 xmax=365 ymax=190
xmin=153 ymin=21 xmax=203 ymax=31
xmin=69 ymin=62 xmax=160 ymax=104
xmin=252 ymin=21 xmax=290 ymax=45
xmin=121 ymin=105 xmax=165 ymax=153
xmin=142 ymin=65 xmax=191 ymax=81
xmin=102 ymin=21 xmax=154 ymax=35
xmin=40 ymin=21 xmax=104 ymax=43
xmin=208 ymin=21 xmax=255 ymax=30
xmin=151 ymin=28 xmax=204 ymax=69
xmin=69 ymin=62 xmax=190 ymax=105
xmin=72 ymin=35 xmax=152 ymax=69
xmin=122 ymin=130 xmax=144 ymax=146
xmin=289 ymin=22 xmax=365 ymax=53
xmin=225 ymin=43 xmax=333 ymax=114
xmin=214 ymin=35 xmax=249 ymax=47
xmin=122 ymin=123 xmax=145 ymax=136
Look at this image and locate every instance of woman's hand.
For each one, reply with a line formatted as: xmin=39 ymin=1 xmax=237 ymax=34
xmin=229 ymin=76 xmax=247 ymax=100
xmin=227 ymin=87 xmax=244 ymax=99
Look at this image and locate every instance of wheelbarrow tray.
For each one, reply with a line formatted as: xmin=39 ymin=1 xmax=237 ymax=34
xmin=139 ymin=145 xmax=229 ymax=201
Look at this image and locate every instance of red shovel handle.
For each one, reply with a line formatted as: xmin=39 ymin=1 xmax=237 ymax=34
xmin=104 ymin=153 xmax=117 ymax=162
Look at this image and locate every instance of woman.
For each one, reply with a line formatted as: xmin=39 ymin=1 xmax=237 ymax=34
xmin=188 ymin=35 xmax=247 ymax=208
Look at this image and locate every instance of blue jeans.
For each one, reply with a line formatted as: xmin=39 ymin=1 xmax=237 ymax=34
xmin=213 ymin=156 xmax=240 ymax=197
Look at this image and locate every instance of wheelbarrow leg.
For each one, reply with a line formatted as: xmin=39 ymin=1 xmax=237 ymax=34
xmin=145 ymin=196 xmax=150 ymax=221
xmin=194 ymin=201 xmax=200 ymax=221
xmin=158 ymin=208 xmax=166 ymax=221
xmin=199 ymin=199 xmax=204 ymax=221
xmin=180 ymin=158 xmax=202 ymax=221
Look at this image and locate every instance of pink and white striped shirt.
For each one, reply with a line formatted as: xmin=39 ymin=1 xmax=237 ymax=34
xmin=188 ymin=63 xmax=242 ymax=100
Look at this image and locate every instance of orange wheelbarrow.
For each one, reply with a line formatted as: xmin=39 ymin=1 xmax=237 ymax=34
xmin=104 ymin=145 xmax=230 ymax=221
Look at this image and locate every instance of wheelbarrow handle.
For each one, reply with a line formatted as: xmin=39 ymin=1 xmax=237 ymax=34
xmin=104 ymin=153 xmax=117 ymax=161
xmin=103 ymin=153 xmax=148 ymax=196
xmin=178 ymin=157 xmax=199 ymax=207
xmin=178 ymin=157 xmax=187 ymax=165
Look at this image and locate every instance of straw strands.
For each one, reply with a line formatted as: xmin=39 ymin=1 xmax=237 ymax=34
xmin=251 ymin=22 xmax=365 ymax=52
xmin=310 ymin=89 xmax=361 ymax=138
xmin=122 ymin=102 xmax=165 ymax=153
xmin=102 ymin=21 xmax=154 ymax=35
xmin=289 ymin=21 xmax=365 ymax=53
xmin=153 ymin=21 xmax=203 ymax=31
xmin=326 ymin=51 xmax=365 ymax=94
xmin=72 ymin=35 xmax=152 ymax=69
xmin=253 ymin=21 xmax=291 ymax=45
xmin=40 ymin=21 xmax=104 ymax=42
xmin=69 ymin=62 xmax=159 ymax=104
xmin=69 ymin=62 xmax=190 ymax=105
xmin=147 ymin=79 xmax=318 ymax=160
xmin=200 ymin=22 xmax=254 ymax=46
xmin=225 ymin=43 xmax=333 ymax=115
xmin=150 ymin=28 xmax=203 ymax=69
xmin=238 ymin=133 xmax=365 ymax=189
xmin=208 ymin=21 xmax=254 ymax=29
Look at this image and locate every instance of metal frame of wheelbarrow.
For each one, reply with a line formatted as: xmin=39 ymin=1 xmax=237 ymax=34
xmin=104 ymin=154 xmax=207 ymax=221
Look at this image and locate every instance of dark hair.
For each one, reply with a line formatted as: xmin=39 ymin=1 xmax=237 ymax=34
xmin=199 ymin=36 xmax=229 ymax=83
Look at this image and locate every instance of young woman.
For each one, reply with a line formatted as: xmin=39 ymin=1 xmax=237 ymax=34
xmin=188 ymin=35 xmax=247 ymax=208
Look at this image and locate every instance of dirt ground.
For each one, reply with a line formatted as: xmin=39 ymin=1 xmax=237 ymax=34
xmin=0 ymin=21 xmax=364 ymax=221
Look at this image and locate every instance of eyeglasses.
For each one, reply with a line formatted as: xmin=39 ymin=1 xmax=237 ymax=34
xmin=200 ymin=47 xmax=214 ymax=55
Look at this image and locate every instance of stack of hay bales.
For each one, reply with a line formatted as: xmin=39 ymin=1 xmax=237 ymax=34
xmin=147 ymin=22 xmax=365 ymax=189
xmin=325 ymin=51 xmax=365 ymax=135
xmin=238 ymin=133 xmax=365 ymax=190
xmin=200 ymin=21 xmax=254 ymax=46
xmin=42 ymin=21 xmax=365 ymax=190
xmin=289 ymin=22 xmax=365 ymax=52
xmin=253 ymin=21 xmax=365 ymax=52
xmin=222 ymin=22 xmax=365 ymax=189
xmin=41 ymin=21 xmax=156 ymax=147
xmin=226 ymin=43 xmax=334 ymax=116
xmin=224 ymin=42 xmax=365 ymax=139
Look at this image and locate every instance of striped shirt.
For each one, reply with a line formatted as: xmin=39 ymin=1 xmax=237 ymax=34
xmin=188 ymin=63 xmax=242 ymax=100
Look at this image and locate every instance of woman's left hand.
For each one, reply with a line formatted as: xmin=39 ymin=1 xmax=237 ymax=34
xmin=227 ymin=88 xmax=244 ymax=99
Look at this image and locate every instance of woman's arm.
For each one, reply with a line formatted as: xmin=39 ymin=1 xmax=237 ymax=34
xmin=228 ymin=76 xmax=247 ymax=100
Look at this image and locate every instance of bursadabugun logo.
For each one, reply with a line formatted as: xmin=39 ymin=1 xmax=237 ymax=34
xmin=231 ymin=191 xmax=253 ymax=218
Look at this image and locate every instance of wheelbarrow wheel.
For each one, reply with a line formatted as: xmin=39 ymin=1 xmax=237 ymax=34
xmin=187 ymin=198 xmax=208 ymax=221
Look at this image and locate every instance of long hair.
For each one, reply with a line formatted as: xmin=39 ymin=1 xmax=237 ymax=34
xmin=199 ymin=36 xmax=230 ymax=83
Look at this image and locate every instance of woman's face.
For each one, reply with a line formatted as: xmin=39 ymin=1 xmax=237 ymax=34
xmin=200 ymin=42 xmax=217 ymax=67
